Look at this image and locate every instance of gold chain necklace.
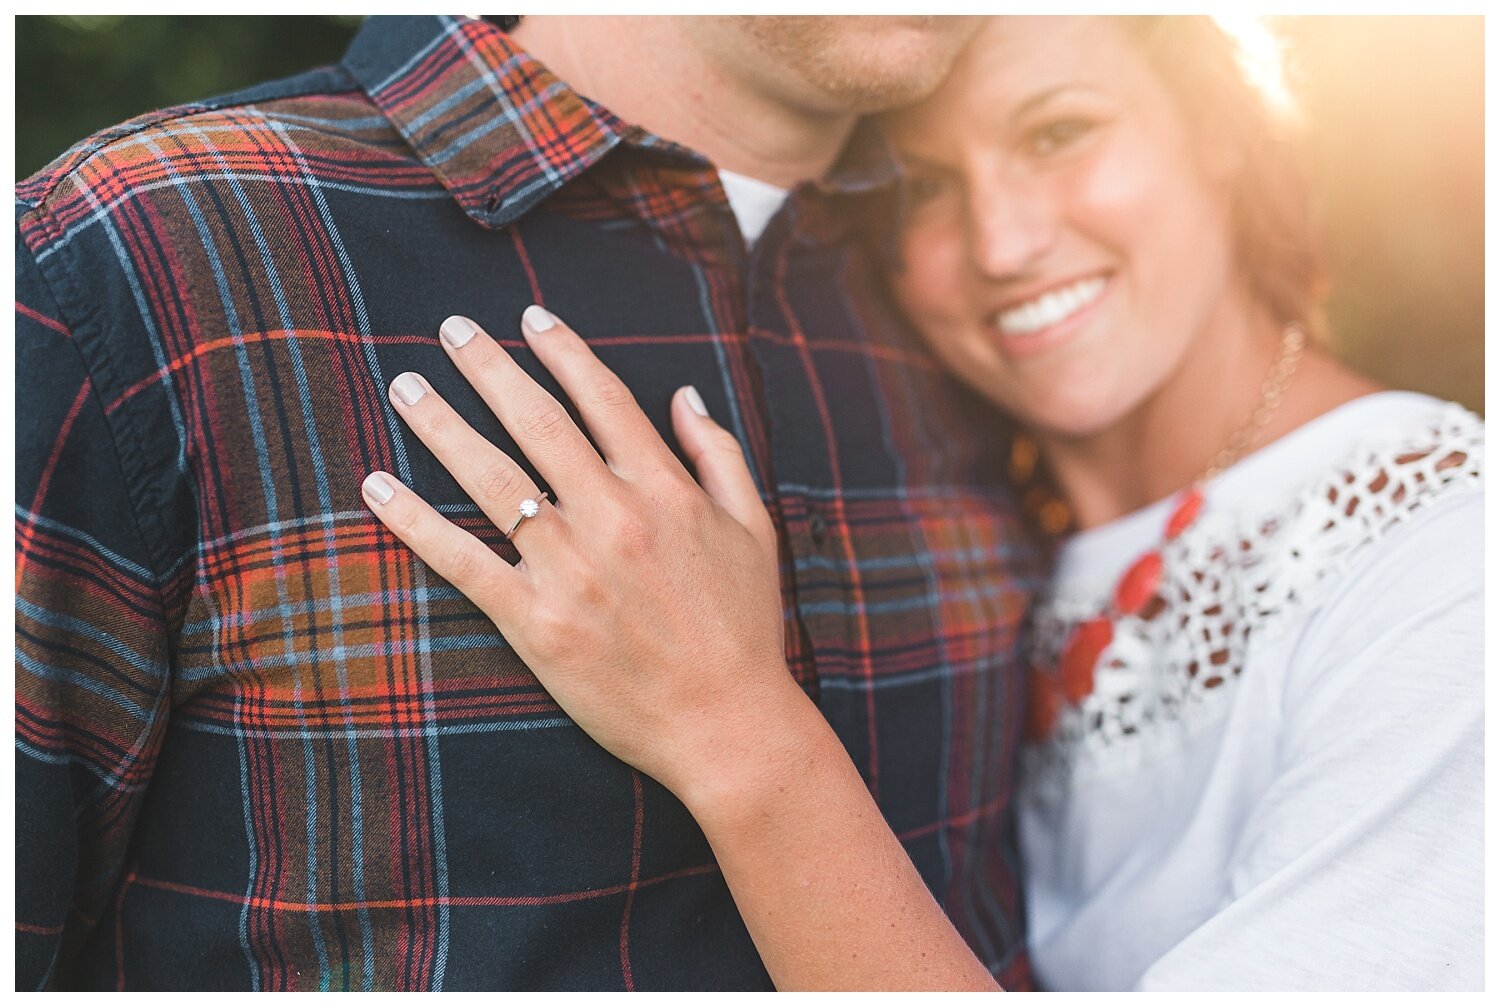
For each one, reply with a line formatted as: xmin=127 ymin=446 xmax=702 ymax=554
xmin=1027 ymin=322 xmax=1307 ymax=741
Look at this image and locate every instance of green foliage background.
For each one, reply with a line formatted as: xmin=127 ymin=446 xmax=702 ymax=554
xmin=14 ymin=16 xmax=1483 ymax=413
xmin=16 ymin=16 xmax=361 ymax=177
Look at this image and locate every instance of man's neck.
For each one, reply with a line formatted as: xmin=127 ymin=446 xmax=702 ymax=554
xmin=508 ymin=16 xmax=858 ymax=189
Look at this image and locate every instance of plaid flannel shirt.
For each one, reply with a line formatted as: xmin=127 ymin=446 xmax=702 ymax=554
xmin=15 ymin=15 xmax=1042 ymax=991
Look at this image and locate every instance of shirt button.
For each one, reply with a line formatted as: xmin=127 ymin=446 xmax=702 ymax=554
xmin=809 ymin=511 xmax=828 ymax=546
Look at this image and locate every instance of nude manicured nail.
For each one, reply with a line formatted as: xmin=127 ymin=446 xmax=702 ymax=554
xmin=363 ymin=472 xmax=396 ymax=504
xmin=683 ymin=385 xmax=709 ymax=418
xmin=391 ymin=372 xmax=427 ymax=406
xmin=440 ymin=315 xmax=478 ymax=349
xmin=521 ymin=304 xmax=557 ymax=334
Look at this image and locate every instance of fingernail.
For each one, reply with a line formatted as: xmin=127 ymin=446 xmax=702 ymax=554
xmin=362 ymin=472 xmax=395 ymax=504
xmin=521 ymin=304 xmax=557 ymax=334
xmin=440 ymin=315 xmax=478 ymax=349
xmin=683 ymin=385 xmax=710 ymax=418
xmin=391 ymin=372 xmax=427 ymax=406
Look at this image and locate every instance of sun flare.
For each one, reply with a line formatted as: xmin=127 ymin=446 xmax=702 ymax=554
xmin=1213 ymin=14 xmax=1302 ymax=126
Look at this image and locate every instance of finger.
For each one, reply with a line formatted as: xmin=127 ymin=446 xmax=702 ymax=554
xmin=671 ymin=385 xmax=777 ymax=555
xmin=386 ymin=370 xmax=563 ymax=553
xmin=514 ymin=304 xmax=683 ymax=479
xmin=435 ymin=314 xmax=610 ymax=493
xmin=360 ymin=470 xmax=528 ymax=620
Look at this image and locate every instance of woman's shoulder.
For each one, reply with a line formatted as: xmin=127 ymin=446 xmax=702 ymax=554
xmin=1203 ymin=391 xmax=1481 ymax=632
xmin=1279 ymin=390 xmax=1480 ymax=527
xmin=1275 ymin=393 xmax=1483 ymax=687
xmin=1229 ymin=389 xmax=1481 ymax=511
xmin=1259 ymin=392 xmax=1482 ymax=590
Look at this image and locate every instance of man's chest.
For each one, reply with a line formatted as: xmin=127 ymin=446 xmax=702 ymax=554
xmin=86 ymin=150 xmax=1041 ymax=992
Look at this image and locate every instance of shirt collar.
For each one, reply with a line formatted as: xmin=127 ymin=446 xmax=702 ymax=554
xmin=343 ymin=15 xmax=661 ymax=229
xmin=343 ymin=15 xmax=905 ymax=233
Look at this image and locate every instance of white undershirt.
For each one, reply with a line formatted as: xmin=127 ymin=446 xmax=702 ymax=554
xmin=1019 ymin=392 xmax=1484 ymax=991
xmin=718 ymin=169 xmax=790 ymax=248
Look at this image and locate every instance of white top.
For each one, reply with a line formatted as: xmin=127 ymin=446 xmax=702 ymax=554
xmin=718 ymin=169 xmax=790 ymax=248
xmin=1018 ymin=391 xmax=1484 ymax=991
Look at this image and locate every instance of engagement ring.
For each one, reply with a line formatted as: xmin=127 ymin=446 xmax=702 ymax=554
xmin=505 ymin=492 xmax=550 ymax=539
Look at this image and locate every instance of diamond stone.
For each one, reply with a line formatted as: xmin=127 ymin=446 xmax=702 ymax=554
xmin=518 ymin=498 xmax=540 ymax=518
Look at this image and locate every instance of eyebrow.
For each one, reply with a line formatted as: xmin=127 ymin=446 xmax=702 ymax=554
xmin=893 ymin=82 xmax=1111 ymax=170
xmin=1010 ymin=84 xmax=1105 ymax=122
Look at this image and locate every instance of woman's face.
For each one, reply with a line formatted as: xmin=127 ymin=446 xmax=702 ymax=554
xmin=882 ymin=17 xmax=1238 ymax=439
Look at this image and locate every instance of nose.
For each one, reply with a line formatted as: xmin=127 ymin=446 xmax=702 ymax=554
xmin=965 ymin=173 xmax=1057 ymax=279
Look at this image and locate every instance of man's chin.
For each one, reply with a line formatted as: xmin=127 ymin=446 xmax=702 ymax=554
xmin=812 ymin=70 xmax=960 ymax=116
xmin=739 ymin=15 xmax=984 ymax=115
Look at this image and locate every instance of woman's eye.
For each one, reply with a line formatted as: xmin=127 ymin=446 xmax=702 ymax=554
xmin=1028 ymin=118 xmax=1097 ymax=157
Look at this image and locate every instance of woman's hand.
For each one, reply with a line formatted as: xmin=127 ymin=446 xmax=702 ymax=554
xmin=360 ymin=307 xmax=1001 ymax=991
xmin=359 ymin=306 xmax=805 ymax=801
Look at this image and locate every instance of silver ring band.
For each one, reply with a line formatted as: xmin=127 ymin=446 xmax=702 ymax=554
xmin=504 ymin=491 xmax=550 ymax=538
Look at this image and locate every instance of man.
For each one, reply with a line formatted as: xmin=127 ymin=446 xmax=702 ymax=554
xmin=16 ymin=15 xmax=1041 ymax=989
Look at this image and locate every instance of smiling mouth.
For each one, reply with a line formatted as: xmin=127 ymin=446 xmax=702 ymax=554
xmin=989 ymin=274 xmax=1109 ymax=336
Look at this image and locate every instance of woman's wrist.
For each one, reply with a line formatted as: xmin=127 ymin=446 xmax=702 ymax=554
xmin=668 ymin=674 xmax=847 ymax=837
xmin=665 ymin=675 xmax=1000 ymax=993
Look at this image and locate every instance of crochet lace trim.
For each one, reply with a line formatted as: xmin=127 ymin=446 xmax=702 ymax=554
xmin=1023 ymin=403 xmax=1484 ymax=788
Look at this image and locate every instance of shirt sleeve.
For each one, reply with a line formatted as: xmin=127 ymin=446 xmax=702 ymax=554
xmin=14 ymin=220 xmax=175 ymax=989
xmin=1136 ymin=489 xmax=1485 ymax=992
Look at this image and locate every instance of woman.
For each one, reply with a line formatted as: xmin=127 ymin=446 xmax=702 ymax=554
xmin=356 ymin=16 xmax=1483 ymax=991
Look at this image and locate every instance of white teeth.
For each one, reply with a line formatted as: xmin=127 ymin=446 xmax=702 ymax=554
xmin=992 ymin=276 xmax=1107 ymax=336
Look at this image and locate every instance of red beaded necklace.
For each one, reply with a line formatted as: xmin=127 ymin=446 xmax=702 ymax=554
xmin=1027 ymin=324 xmax=1306 ymax=741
